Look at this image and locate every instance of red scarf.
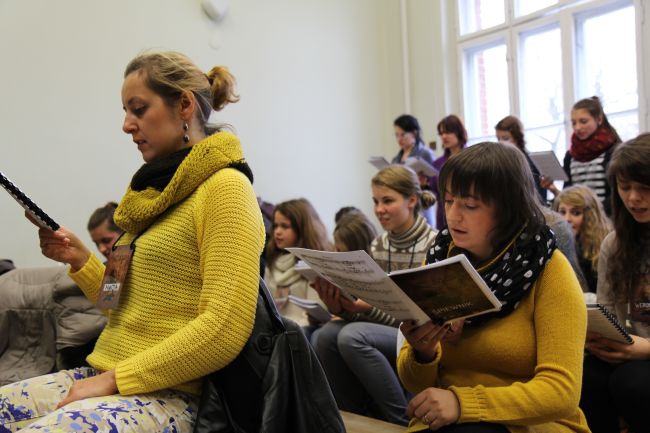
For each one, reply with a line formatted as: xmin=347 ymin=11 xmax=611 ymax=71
xmin=570 ymin=127 xmax=617 ymax=162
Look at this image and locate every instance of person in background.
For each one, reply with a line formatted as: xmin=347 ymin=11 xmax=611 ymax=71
xmin=430 ymin=115 xmax=468 ymax=230
xmin=552 ymin=185 xmax=612 ymax=293
xmin=392 ymin=114 xmax=436 ymax=227
xmin=541 ymin=207 xmax=589 ymax=293
xmin=313 ymin=165 xmax=437 ymax=425
xmin=334 ymin=205 xmax=361 ymax=224
xmin=495 ymin=115 xmax=546 ymax=203
xmin=399 ymin=142 xmax=589 ymax=433
xmin=581 ymin=133 xmax=650 ymax=433
xmin=0 ymin=50 xmax=266 ymax=433
xmin=391 ymin=114 xmax=435 ymax=166
xmin=87 ymin=202 xmax=123 ymax=260
xmin=542 ymin=96 xmax=621 ymax=215
xmin=264 ymin=198 xmax=333 ymax=327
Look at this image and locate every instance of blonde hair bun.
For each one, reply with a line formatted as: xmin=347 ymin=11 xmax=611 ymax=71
xmin=421 ymin=190 xmax=436 ymax=209
xmin=206 ymin=66 xmax=240 ymax=111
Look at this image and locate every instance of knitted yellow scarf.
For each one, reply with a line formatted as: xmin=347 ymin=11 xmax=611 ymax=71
xmin=114 ymin=131 xmax=247 ymax=234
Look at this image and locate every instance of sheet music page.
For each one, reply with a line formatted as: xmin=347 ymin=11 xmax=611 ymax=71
xmin=294 ymin=261 xmax=319 ymax=283
xmin=368 ymin=156 xmax=390 ymax=170
xmin=528 ymin=151 xmax=569 ymax=181
xmin=287 ymin=248 xmax=429 ymax=324
xmin=404 ymin=157 xmax=438 ymax=177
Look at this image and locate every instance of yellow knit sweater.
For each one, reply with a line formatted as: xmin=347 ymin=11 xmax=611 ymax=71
xmin=397 ymin=250 xmax=590 ymax=433
xmin=69 ymin=132 xmax=265 ymax=396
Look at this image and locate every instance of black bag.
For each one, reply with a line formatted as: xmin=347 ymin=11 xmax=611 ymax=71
xmin=193 ymin=279 xmax=346 ymax=433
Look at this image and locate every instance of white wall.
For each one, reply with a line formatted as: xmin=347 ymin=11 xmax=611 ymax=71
xmin=0 ymin=0 xmax=406 ymax=267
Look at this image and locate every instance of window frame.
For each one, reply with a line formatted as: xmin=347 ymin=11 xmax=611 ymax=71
xmin=454 ymin=0 xmax=645 ymax=150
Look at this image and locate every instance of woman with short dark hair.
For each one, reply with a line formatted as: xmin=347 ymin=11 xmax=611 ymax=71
xmin=398 ymin=142 xmax=589 ymax=433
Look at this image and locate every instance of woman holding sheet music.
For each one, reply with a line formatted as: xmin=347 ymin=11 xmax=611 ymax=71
xmin=398 ymin=142 xmax=589 ymax=432
xmin=580 ymin=134 xmax=650 ymax=433
xmin=0 ymin=51 xmax=266 ymax=433
xmin=313 ymin=165 xmax=437 ymax=425
xmin=264 ymin=197 xmax=333 ymax=327
xmin=391 ymin=114 xmax=435 ymax=166
xmin=541 ymin=96 xmax=621 ymax=215
xmin=391 ymin=114 xmax=437 ymax=227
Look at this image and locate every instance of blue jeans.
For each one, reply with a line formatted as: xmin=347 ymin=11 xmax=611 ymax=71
xmin=313 ymin=320 xmax=409 ymax=426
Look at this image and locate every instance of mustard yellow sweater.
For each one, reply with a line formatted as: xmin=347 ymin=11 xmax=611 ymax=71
xmin=397 ymin=250 xmax=590 ymax=433
xmin=69 ymin=132 xmax=265 ymax=396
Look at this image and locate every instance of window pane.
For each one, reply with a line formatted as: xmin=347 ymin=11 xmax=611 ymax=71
xmin=459 ymin=0 xmax=505 ymax=35
xmin=608 ymin=111 xmax=639 ymax=142
xmin=463 ymin=43 xmax=510 ymax=140
xmin=525 ymin=124 xmax=567 ymax=158
xmin=576 ymin=5 xmax=637 ymax=119
xmin=515 ymin=0 xmax=558 ymax=17
xmin=519 ymin=25 xmax=565 ymax=150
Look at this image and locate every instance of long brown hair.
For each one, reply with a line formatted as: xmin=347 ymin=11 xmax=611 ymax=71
xmin=437 ymin=115 xmax=468 ymax=156
xmin=495 ymin=115 xmax=526 ymax=151
xmin=552 ymin=185 xmax=612 ymax=270
xmin=606 ymin=133 xmax=650 ymax=301
xmin=265 ymin=198 xmax=333 ymax=267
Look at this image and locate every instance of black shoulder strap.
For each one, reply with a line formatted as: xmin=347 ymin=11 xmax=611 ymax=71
xmin=258 ymin=277 xmax=285 ymax=332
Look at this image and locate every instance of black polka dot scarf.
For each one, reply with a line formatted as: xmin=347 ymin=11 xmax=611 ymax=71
xmin=426 ymin=224 xmax=557 ymax=327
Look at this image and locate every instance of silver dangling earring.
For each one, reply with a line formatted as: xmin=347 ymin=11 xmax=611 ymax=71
xmin=183 ymin=122 xmax=190 ymax=144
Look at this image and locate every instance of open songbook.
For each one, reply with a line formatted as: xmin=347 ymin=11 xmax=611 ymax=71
xmin=404 ymin=157 xmax=438 ymax=177
xmin=294 ymin=260 xmax=319 ymax=284
xmin=286 ymin=248 xmax=502 ymax=325
xmin=586 ymin=303 xmax=633 ymax=344
xmin=528 ymin=151 xmax=568 ymax=181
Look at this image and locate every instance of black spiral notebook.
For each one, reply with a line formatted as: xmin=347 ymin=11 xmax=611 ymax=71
xmin=586 ymin=303 xmax=633 ymax=345
xmin=0 ymin=171 xmax=60 ymax=231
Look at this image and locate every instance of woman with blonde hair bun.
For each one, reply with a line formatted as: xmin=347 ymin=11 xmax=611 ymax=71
xmin=2 ymin=51 xmax=266 ymax=432
xmin=552 ymin=185 xmax=612 ymax=293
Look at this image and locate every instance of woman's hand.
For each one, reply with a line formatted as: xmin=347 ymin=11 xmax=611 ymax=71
xmin=312 ymin=277 xmax=344 ymax=314
xmin=56 ymin=370 xmax=119 ymax=409
xmin=586 ymin=332 xmax=650 ymax=363
xmin=339 ymin=296 xmax=373 ymax=314
xmin=539 ymin=176 xmax=560 ymax=196
xmin=400 ymin=320 xmax=449 ymax=363
xmin=312 ymin=278 xmax=372 ymax=315
xmin=406 ymin=387 xmax=460 ymax=430
xmin=26 ymin=212 xmax=92 ymax=271
xmin=442 ymin=319 xmax=465 ymax=343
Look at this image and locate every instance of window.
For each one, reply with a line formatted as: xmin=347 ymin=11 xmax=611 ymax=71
xmin=518 ymin=24 xmax=565 ymax=154
xmin=458 ymin=0 xmax=505 ymax=35
xmin=515 ymin=0 xmax=558 ymax=17
xmin=457 ymin=0 xmax=642 ymax=157
xmin=462 ymin=41 xmax=510 ymax=143
xmin=575 ymin=4 xmax=638 ymax=140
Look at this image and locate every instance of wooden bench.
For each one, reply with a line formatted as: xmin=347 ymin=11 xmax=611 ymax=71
xmin=341 ymin=411 xmax=404 ymax=433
